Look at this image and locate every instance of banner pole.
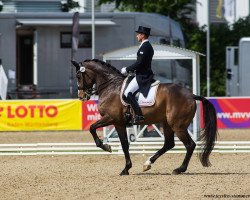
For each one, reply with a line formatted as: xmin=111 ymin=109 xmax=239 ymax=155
xmin=70 ymin=12 xmax=80 ymax=97
xmin=91 ymin=0 xmax=95 ymax=59
xmin=207 ymin=0 xmax=210 ymax=97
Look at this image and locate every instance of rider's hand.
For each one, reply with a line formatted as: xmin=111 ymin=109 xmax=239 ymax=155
xmin=121 ymin=67 xmax=127 ymax=75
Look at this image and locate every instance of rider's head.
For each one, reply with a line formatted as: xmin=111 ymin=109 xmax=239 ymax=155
xmin=135 ymin=26 xmax=151 ymax=42
xmin=136 ymin=33 xmax=148 ymax=42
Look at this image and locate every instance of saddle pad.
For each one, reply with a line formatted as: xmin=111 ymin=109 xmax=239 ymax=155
xmin=120 ymin=77 xmax=160 ymax=107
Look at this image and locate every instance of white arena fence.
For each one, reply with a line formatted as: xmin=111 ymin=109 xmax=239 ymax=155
xmin=0 ymin=141 xmax=250 ymax=155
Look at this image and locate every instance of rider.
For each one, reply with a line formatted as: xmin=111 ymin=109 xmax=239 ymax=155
xmin=121 ymin=26 xmax=154 ymax=123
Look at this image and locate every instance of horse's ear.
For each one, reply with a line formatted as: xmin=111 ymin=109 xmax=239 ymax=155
xmin=71 ymin=60 xmax=80 ymax=72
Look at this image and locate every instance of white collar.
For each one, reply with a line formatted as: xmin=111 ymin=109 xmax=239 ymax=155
xmin=139 ymin=39 xmax=149 ymax=48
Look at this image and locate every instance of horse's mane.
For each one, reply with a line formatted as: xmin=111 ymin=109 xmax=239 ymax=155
xmin=84 ymin=59 xmax=125 ymax=77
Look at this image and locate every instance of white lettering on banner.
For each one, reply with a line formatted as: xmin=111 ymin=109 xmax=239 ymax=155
xmin=217 ymin=112 xmax=250 ymax=119
xmin=87 ymin=113 xmax=101 ymax=121
xmin=87 ymin=104 xmax=98 ymax=112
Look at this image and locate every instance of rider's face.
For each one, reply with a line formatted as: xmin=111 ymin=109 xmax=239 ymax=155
xmin=136 ymin=33 xmax=144 ymax=42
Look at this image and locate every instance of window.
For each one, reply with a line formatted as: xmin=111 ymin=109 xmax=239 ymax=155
xmin=60 ymin=32 xmax=92 ymax=48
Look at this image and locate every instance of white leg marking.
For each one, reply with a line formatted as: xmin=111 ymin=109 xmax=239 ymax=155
xmin=143 ymin=156 xmax=153 ymax=172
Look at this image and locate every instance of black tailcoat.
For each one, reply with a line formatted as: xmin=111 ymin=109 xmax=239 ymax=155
xmin=126 ymin=41 xmax=154 ymax=97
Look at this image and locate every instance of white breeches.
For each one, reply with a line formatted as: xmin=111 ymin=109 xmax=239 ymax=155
xmin=124 ymin=77 xmax=139 ymax=97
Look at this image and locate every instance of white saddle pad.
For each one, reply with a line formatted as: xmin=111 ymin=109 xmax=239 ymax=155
xmin=120 ymin=77 xmax=160 ymax=107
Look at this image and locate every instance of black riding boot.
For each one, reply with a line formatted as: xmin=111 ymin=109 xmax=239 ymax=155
xmin=126 ymin=92 xmax=144 ymax=123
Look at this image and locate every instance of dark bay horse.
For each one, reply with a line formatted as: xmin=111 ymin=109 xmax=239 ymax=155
xmin=71 ymin=59 xmax=218 ymax=176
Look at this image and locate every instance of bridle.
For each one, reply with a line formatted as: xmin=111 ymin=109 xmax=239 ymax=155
xmin=76 ymin=63 xmax=114 ymax=100
xmin=77 ymin=70 xmax=97 ymax=99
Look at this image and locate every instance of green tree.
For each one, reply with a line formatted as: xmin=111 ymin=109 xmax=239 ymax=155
xmin=189 ymin=24 xmax=231 ymax=96
xmin=188 ymin=16 xmax=250 ymax=96
xmin=99 ymin=0 xmax=198 ymax=46
xmin=209 ymin=23 xmax=230 ymax=96
xmin=98 ymin=0 xmax=196 ymax=22
xmin=99 ymin=0 xmax=250 ymax=96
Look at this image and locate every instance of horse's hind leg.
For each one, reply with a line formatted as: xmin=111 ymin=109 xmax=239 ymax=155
xmin=115 ymin=125 xmax=132 ymax=176
xmin=143 ymin=122 xmax=175 ymax=172
xmin=173 ymin=129 xmax=196 ymax=175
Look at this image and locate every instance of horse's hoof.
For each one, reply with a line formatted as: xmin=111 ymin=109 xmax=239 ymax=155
xmin=102 ymin=144 xmax=112 ymax=153
xmin=172 ymin=168 xmax=185 ymax=175
xmin=172 ymin=166 xmax=187 ymax=175
xmin=120 ymin=170 xmax=129 ymax=176
xmin=143 ymin=164 xmax=151 ymax=172
xmin=172 ymin=170 xmax=181 ymax=175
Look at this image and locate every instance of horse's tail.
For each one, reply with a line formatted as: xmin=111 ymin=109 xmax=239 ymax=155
xmin=193 ymin=95 xmax=218 ymax=167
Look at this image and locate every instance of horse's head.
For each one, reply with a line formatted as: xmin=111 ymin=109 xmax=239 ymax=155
xmin=71 ymin=60 xmax=96 ymax=101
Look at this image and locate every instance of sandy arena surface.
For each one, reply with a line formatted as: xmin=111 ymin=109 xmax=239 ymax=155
xmin=0 ymin=129 xmax=249 ymax=200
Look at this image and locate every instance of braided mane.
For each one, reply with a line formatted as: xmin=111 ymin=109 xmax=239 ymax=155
xmin=84 ymin=59 xmax=125 ymax=77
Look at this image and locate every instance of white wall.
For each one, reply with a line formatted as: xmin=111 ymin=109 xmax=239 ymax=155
xmin=196 ymin=0 xmax=249 ymax=26
xmin=196 ymin=0 xmax=208 ymax=26
xmin=236 ymin=0 xmax=249 ymax=20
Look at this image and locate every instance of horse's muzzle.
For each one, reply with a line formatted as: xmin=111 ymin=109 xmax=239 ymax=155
xmin=79 ymin=96 xmax=90 ymax=101
xmin=78 ymin=90 xmax=90 ymax=101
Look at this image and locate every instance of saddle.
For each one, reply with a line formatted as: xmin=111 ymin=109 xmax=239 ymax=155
xmin=120 ymin=76 xmax=160 ymax=107
xmin=120 ymin=76 xmax=160 ymax=126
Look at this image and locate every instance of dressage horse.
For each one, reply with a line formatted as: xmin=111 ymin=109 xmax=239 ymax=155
xmin=71 ymin=59 xmax=218 ymax=176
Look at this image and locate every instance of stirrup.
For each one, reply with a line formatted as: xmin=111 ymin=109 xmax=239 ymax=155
xmin=133 ymin=115 xmax=145 ymax=124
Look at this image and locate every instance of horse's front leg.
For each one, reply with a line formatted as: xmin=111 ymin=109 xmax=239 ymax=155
xmin=89 ymin=115 xmax=114 ymax=152
xmin=115 ymin=125 xmax=132 ymax=176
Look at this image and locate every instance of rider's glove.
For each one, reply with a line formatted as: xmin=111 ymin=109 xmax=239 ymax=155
xmin=121 ymin=67 xmax=128 ymax=75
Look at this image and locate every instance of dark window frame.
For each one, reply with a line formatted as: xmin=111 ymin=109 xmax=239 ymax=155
xmin=60 ymin=32 xmax=92 ymax=48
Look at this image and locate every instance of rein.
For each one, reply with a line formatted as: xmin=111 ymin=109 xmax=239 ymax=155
xmin=77 ymin=70 xmax=114 ymax=98
xmin=76 ymin=59 xmax=125 ymax=99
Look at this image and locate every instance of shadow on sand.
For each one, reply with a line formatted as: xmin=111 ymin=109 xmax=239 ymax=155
xmin=134 ymin=172 xmax=250 ymax=176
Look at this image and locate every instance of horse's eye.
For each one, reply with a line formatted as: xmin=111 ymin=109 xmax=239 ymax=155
xmin=76 ymin=73 xmax=81 ymax=79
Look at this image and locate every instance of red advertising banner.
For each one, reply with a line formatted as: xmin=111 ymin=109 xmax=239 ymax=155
xmin=201 ymin=97 xmax=250 ymax=129
xmin=82 ymin=100 xmax=101 ymax=130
